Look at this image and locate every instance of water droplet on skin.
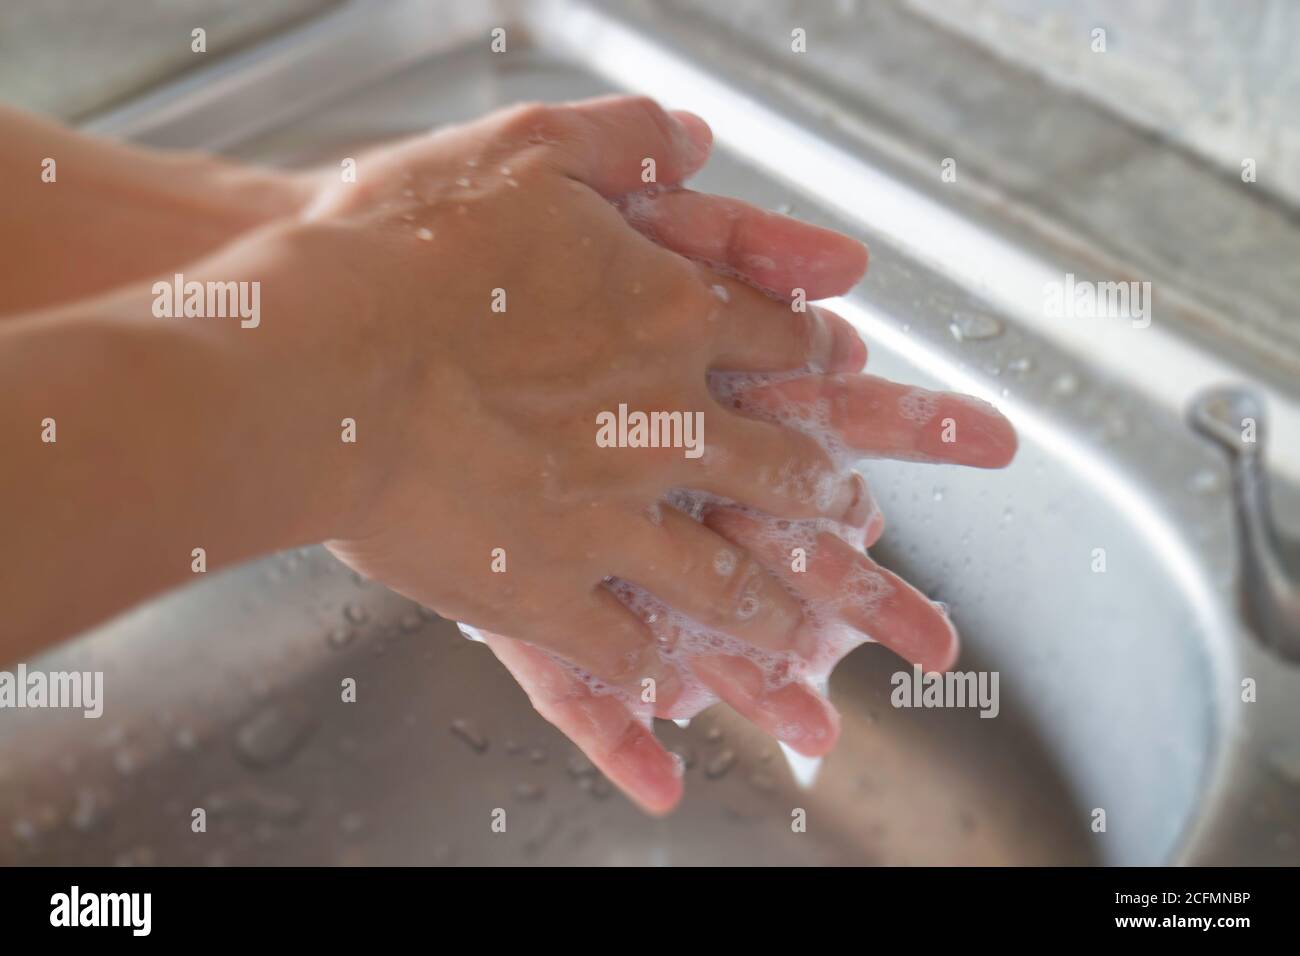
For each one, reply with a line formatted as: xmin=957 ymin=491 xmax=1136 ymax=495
xmin=401 ymin=188 xmax=415 ymax=198
xmin=450 ymin=718 xmax=489 ymax=754
xmin=505 ymin=178 xmax=519 ymax=188
xmin=415 ymin=227 xmax=434 ymax=241
xmin=948 ymin=312 xmax=1004 ymax=342
xmin=704 ymin=749 xmax=737 ymax=779
xmin=465 ymin=158 xmax=478 ymax=168
xmin=454 ymin=177 xmax=472 ymax=188
xmin=630 ymin=281 xmax=642 ymax=295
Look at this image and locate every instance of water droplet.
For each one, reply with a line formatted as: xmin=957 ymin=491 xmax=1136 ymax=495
xmin=932 ymin=487 xmax=945 ymax=501
xmin=704 ymin=749 xmax=737 ymax=779
xmin=1051 ymin=372 xmax=1080 ymax=397
xmin=114 ymin=748 xmax=137 ymax=776
xmin=528 ymin=747 xmax=548 ymax=764
xmin=567 ymin=754 xmax=596 ymax=778
xmin=454 ymin=177 xmax=472 ymax=188
xmin=450 ymin=718 xmax=489 ymax=754
xmin=328 ymin=626 xmax=355 ymax=648
xmin=343 ymin=603 xmax=368 ymax=625
xmin=948 ymin=311 xmax=1003 ymax=342
xmin=415 ymin=227 xmax=434 ymax=241
xmin=1007 ymin=356 xmax=1033 ymax=374
xmin=1187 ymin=468 xmax=1223 ymax=495
xmin=234 ymin=705 xmax=317 ymax=770
xmin=400 ymin=613 xmax=421 ymax=633
xmin=514 ymin=782 xmax=545 ymax=802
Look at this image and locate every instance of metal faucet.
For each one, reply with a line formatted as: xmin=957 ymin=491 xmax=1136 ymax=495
xmin=1190 ymin=386 xmax=1300 ymax=663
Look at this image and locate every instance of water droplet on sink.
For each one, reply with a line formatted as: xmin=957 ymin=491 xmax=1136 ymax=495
xmin=449 ymin=718 xmax=489 ymax=754
xmin=1051 ymin=372 xmax=1080 ymax=397
xmin=514 ymin=782 xmax=545 ymax=802
xmin=704 ymin=749 xmax=737 ymax=779
xmin=948 ymin=311 xmax=1003 ymax=342
xmin=343 ymin=603 xmax=367 ymax=625
xmin=234 ymin=706 xmax=317 ymax=770
xmin=932 ymin=487 xmax=945 ymax=501
xmin=1007 ymin=356 xmax=1033 ymax=374
xmin=328 ymin=626 xmax=355 ymax=649
xmin=1186 ymin=468 xmax=1223 ymax=495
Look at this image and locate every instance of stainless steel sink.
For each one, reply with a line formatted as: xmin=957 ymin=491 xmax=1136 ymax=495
xmin=3 ymin=0 xmax=1298 ymax=866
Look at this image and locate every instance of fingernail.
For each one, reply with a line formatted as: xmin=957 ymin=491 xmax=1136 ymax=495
xmin=816 ymin=306 xmax=867 ymax=373
xmin=670 ymin=110 xmax=712 ymax=162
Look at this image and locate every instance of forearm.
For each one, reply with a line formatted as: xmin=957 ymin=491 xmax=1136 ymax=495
xmin=0 ymin=224 xmax=362 ymax=661
xmin=0 ymin=103 xmax=310 ymax=316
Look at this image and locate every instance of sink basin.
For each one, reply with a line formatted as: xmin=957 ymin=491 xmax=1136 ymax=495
xmin=3 ymin=0 xmax=1297 ymax=866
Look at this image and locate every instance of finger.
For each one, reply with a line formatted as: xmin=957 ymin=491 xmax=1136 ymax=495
xmin=528 ymin=587 xmax=681 ymax=703
xmin=704 ymin=505 xmax=959 ymax=672
xmin=706 ymin=282 xmax=866 ymax=373
xmin=607 ymin=505 xmax=813 ymax=656
xmin=620 ymin=188 xmax=868 ymax=299
xmin=734 ymin=373 xmax=1018 ymax=468
xmin=521 ymin=96 xmax=712 ymax=196
xmin=691 ymin=654 xmax=841 ymax=757
xmin=687 ymin=412 xmax=861 ymax=521
xmin=485 ymin=633 xmax=684 ymax=815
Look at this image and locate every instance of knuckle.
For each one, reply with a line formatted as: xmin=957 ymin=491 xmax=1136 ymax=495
xmin=497 ymin=101 xmax=570 ymax=144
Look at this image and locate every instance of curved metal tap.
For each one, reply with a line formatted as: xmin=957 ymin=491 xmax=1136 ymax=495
xmin=1189 ymin=386 xmax=1300 ymax=663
